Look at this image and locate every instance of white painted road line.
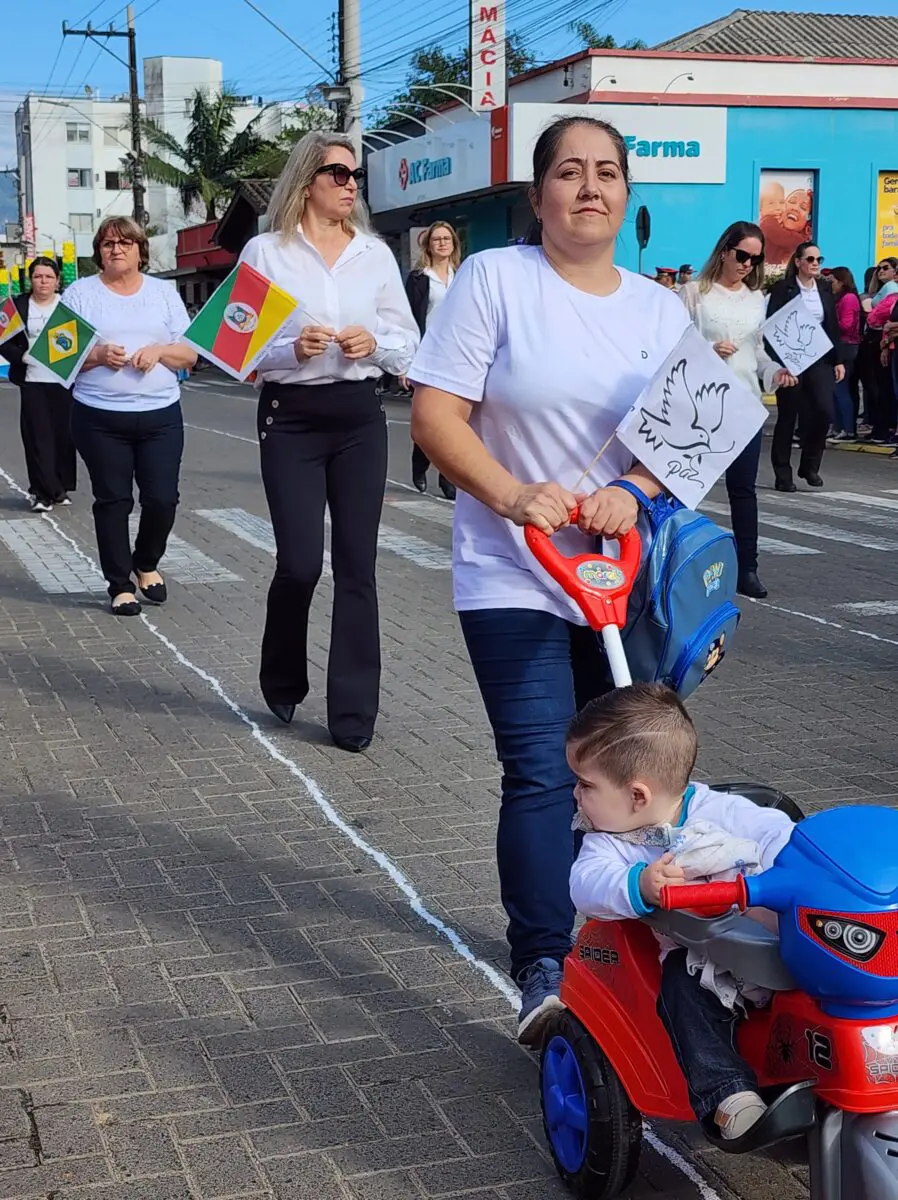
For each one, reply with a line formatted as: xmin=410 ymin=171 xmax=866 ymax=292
xmin=196 ymin=507 xmax=332 ymax=576
xmin=817 ymin=491 xmax=898 ymax=512
xmin=704 ymin=501 xmax=898 ymax=553
xmin=836 ymin=600 xmax=898 ymax=615
xmin=0 ymin=518 xmax=104 ymax=593
xmin=375 ymin=525 xmax=451 ymax=569
xmin=127 ymin=518 xmax=240 ymax=584
xmin=765 ymin=490 xmax=898 ymax=532
xmin=757 ymin=535 xmax=820 ymax=557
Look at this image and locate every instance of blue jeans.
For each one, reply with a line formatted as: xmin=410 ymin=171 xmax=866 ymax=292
xmin=459 ymin=607 xmax=611 ymax=981
xmin=658 ymin=949 xmax=759 ymax=1120
xmin=833 ymin=344 xmax=859 ymax=435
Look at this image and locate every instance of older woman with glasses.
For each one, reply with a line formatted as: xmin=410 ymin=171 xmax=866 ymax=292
xmin=64 ymin=216 xmax=196 ymax=615
xmin=239 ymin=130 xmax=418 ymax=753
xmin=766 ymin=241 xmax=844 ymax=491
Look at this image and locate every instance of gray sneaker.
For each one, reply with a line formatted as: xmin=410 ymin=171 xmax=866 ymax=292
xmin=517 ymin=957 xmax=564 ymax=1046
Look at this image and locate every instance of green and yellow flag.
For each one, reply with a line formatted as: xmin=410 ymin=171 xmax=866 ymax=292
xmin=24 ymin=300 xmax=98 ymax=387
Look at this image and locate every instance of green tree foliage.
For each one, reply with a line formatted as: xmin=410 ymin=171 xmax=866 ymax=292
xmin=370 ymin=35 xmax=535 ymax=129
xmin=241 ymin=100 xmax=336 ymax=178
xmin=570 ymin=21 xmax=647 ymax=50
xmin=142 ymin=89 xmax=270 ymax=220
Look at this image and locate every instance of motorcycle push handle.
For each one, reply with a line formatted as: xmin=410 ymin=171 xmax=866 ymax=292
xmin=659 ymin=875 xmax=749 ymax=914
xmin=523 ymin=506 xmax=642 ymax=632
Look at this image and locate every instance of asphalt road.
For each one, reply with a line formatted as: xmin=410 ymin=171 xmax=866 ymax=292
xmin=0 ymin=371 xmax=897 ymax=1200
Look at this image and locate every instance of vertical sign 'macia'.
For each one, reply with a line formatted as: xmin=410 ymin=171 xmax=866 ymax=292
xmin=471 ymin=0 xmax=506 ymax=110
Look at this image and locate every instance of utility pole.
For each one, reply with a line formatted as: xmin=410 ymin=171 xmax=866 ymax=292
xmin=62 ymin=7 xmax=147 ymax=226
xmin=339 ymin=0 xmax=363 ymax=159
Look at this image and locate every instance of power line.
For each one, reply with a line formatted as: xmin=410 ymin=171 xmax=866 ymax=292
xmin=238 ymin=0 xmax=335 ymax=80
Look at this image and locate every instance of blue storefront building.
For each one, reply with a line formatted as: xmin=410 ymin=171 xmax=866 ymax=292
xmin=368 ymin=92 xmax=898 ymax=283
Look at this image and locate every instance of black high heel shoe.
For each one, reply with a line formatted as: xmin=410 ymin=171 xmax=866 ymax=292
xmin=265 ymin=699 xmax=295 ymax=725
xmin=135 ymin=572 xmax=167 ymax=604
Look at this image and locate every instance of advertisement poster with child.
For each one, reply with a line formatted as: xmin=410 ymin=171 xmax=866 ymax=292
xmin=758 ymin=169 xmax=815 ymax=273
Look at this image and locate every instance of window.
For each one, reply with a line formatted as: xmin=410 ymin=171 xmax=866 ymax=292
xmin=67 ymin=168 xmax=91 ymax=189
xmin=103 ymin=126 xmax=127 ymax=147
xmin=68 ymin=213 xmax=93 ymax=233
xmin=104 ymin=170 xmax=126 ymax=191
xmin=65 ymin=122 xmax=90 ymax=143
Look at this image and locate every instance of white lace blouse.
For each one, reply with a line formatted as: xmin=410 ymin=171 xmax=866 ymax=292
xmin=679 ymin=281 xmax=780 ymax=398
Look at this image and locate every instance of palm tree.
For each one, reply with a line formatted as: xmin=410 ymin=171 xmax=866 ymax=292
xmin=142 ymin=89 xmax=271 ymax=221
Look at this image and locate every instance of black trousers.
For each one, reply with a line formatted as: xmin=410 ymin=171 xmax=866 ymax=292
xmin=771 ymin=361 xmax=835 ymax=482
xmin=71 ymin=401 xmax=184 ymax=598
xmin=724 ymin=429 xmax=762 ymax=574
xmin=411 ymin=441 xmax=451 ymax=489
xmin=258 ymin=380 xmax=387 ymax=740
xmin=19 ymin=382 xmax=76 ymax=504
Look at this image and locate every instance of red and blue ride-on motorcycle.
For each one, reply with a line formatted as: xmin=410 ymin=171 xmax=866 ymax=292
xmin=525 ymin=514 xmax=898 ymax=1200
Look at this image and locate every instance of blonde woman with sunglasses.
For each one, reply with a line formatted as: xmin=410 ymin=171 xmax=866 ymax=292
xmin=680 ymin=220 xmax=797 ymax=600
xmin=239 ymin=131 xmax=419 ymax=753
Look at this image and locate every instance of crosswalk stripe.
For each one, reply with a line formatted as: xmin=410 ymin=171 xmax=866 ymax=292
xmin=0 ymin=519 xmax=104 ymax=593
xmin=703 ymin=501 xmax=898 ymax=553
xmin=765 ymin=491 xmax=898 ymax=532
xmin=817 ymin=491 xmax=898 ymax=512
xmin=836 ymin=601 xmax=898 ymax=615
xmin=199 ymin=507 xmax=450 ymax=573
xmin=385 ymin=498 xmax=454 ymax=528
xmin=127 ymin=518 xmax=240 ymax=584
xmin=755 ymin=535 xmax=820 ymax=557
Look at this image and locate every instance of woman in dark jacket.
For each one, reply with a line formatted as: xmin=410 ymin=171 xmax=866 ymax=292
xmin=766 ymin=240 xmax=844 ymax=491
xmin=1 ymin=257 xmax=77 ymax=511
xmin=404 ymin=221 xmax=460 ymax=499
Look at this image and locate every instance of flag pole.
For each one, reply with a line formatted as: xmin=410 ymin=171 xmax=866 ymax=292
xmin=572 ymin=429 xmax=617 ymax=494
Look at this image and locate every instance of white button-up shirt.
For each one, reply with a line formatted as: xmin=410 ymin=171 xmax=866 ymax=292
xmin=239 ymin=227 xmax=419 ymax=385
xmin=798 ymin=278 xmax=825 ymax=324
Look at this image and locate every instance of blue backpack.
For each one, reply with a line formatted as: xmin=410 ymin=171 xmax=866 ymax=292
xmin=608 ymin=483 xmax=740 ymax=699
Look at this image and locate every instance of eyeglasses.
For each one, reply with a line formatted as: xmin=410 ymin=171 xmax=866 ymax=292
xmin=315 ymin=163 xmax=366 ymax=187
xmin=101 ymin=238 xmax=135 ymax=252
xmin=801 ymin=255 xmax=824 ymax=264
xmin=880 ymin=264 xmax=895 ymax=272
xmin=732 ymin=248 xmax=764 ymax=266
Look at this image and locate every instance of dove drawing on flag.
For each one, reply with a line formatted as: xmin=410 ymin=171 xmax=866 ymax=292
xmin=760 ymin=293 xmax=832 ymax=376
xmin=635 ymin=358 xmax=736 ymax=487
xmin=770 ymin=309 xmax=814 ymax=368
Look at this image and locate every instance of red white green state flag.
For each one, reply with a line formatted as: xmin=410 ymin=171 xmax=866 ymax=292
xmin=0 ymin=296 xmax=25 ymax=347
xmin=23 ymin=300 xmax=99 ymax=387
xmin=183 ymin=263 xmax=299 ymax=381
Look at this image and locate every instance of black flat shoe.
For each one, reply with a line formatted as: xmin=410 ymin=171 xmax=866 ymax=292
xmin=137 ymin=578 xmax=168 ymax=604
xmin=774 ymin=479 xmax=797 ymax=493
xmin=332 ymin=734 xmax=371 ymax=753
xmin=737 ymin=571 xmax=768 ymax=600
xmin=111 ymin=598 xmax=141 ymax=616
xmin=798 ymin=469 xmax=823 ymax=487
xmin=412 ymin=475 xmax=427 ymax=494
xmin=439 ymin=477 xmax=457 ymax=501
xmin=265 ymin=700 xmax=295 ymax=725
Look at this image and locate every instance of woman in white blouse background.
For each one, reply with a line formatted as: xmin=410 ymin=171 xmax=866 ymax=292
xmin=680 ymin=221 xmax=797 ymax=599
xmin=404 ymin=221 xmax=461 ymax=498
xmin=239 ymin=131 xmax=419 ymax=753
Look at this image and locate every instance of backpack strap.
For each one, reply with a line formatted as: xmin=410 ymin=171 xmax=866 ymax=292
xmin=607 ymin=480 xmax=683 ymax=534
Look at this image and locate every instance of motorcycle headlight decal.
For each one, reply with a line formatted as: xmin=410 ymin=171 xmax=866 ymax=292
xmin=806 ymin=913 xmax=886 ymax=963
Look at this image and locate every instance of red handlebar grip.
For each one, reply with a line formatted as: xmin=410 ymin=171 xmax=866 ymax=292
xmin=659 ymin=875 xmax=748 ymax=913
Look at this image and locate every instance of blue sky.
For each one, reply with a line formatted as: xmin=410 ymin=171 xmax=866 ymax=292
xmin=2 ymin=0 xmax=896 ymax=169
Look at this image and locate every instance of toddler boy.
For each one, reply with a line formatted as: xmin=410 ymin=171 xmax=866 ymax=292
xmin=568 ymin=683 xmax=794 ymax=1140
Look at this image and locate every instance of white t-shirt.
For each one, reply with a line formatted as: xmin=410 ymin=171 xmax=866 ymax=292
xmin=25 ymin=296 xmax=61 ymax=385
xmin=408 ymin=245 xmax=692 ymax=623
xmin=63 ymin=274 xmax=190 ymax=411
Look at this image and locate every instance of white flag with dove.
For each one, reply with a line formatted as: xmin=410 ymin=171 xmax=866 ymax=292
xmin=761 ymin=293 xmax=833 ymax=376
xmin=614 ymin=326 xmax=767 ymax=510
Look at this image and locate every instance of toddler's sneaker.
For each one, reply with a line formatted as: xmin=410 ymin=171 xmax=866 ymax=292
xmin=715 ymin=1090 xmax=767 ymax=1140
xmin=517 ymin=957 xmax=564 ymax=1047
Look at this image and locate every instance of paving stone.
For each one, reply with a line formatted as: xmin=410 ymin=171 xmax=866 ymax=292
xmin=181 ymin=1136 xmax=263 ymax=1197
xmin=213 ymin=1054 xmax=288 ymax=1104
xmin=105 ymin=1121 xmax=182 ymax=1178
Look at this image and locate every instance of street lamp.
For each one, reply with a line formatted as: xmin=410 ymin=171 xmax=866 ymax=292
xmin=595 ymin=74 xmax=617 ymax=88
xmin=662 ymin=72 xmax=694 ymax=93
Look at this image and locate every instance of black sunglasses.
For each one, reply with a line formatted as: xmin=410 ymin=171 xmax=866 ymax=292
xmin=732 ymin=248 xmax=764 ymax=267
xmin=801 ymin=255 xmax=824 ymax=264
xmin=315 ymin=163 xmax=366 ymax=187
